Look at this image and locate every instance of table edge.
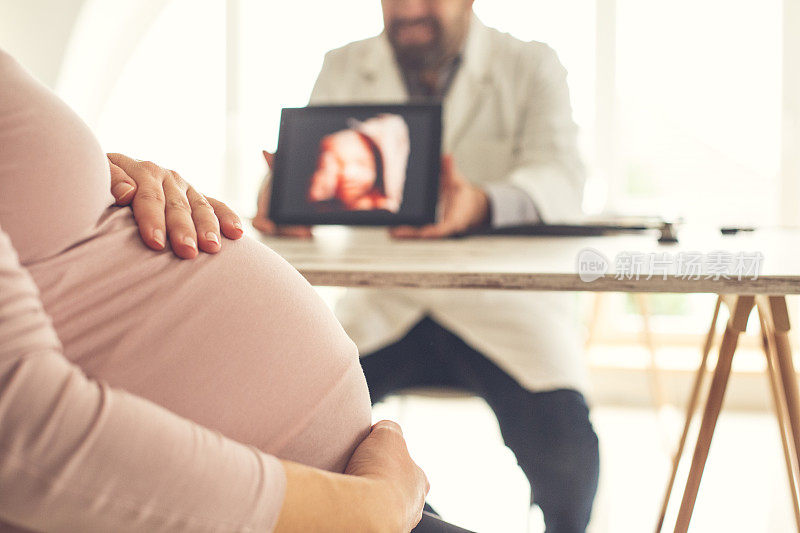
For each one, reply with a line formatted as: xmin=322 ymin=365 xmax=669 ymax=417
xmin=298 ymin=270 xmax=800 ymax=294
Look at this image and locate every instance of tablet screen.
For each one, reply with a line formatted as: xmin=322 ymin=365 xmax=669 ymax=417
xmin=269 ymin=104 xmax=441 ymax=226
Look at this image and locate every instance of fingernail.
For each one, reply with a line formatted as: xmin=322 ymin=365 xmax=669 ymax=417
xmin=233 ymin=220 xmax=243 ymax=231
xmin=205 ymin=232 xmax=220 ymax=245
xmin=112 ymin=182 xmax=134 ymax=201
xmin=182 ymin=236 xmax=197 ymax=250
xmin=152 ymin=229 xmax=165 ymax=248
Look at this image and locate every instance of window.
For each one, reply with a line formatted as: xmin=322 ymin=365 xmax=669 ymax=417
xmin=234 ymin=0 xmax=384 ymax=212
xmin=613 ymin=0 xmax=782 ymax=227
xmin=57 ymin=0 xmax=226 ymax=201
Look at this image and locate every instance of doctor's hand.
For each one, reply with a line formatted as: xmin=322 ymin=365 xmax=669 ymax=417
xmin=391 ymin=155 xmax=490 ymax=239
xmin=253 ymin=151 xmax=313 ymax=238
xmin=108 ymin=153 xmax=243 ymax=259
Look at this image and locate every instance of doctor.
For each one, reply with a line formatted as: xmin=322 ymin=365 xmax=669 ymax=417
xmin=257 ymin=1 xmax=599 ymax=531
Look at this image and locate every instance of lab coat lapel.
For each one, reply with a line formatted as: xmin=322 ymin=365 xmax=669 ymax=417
xmin=358 ymin=33 xmax=408 ymax=103
xmin=443 ymin=16 xmax=493 ymax=152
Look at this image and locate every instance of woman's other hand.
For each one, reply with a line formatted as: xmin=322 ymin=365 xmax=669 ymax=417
xmin=275 ymin=420 xmax=428 ymax=532
xmin=107 ymin=153 xmax=243 ymax=259
xmin=253 ymin=151 xmax=313 ymax=238
xmin=345 ymin=420 xmax=429 ymax=531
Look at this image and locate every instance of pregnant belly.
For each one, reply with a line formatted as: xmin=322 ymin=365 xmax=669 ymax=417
xmin=27 ymin=207 xmax=371 ymax=473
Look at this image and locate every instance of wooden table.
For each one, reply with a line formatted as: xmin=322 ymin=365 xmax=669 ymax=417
xmin=259 ymin=226 xmax=800 ymax=533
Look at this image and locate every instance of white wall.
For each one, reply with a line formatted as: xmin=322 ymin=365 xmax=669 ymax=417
xmin=0 ymin=0 xmax=87 ymax=87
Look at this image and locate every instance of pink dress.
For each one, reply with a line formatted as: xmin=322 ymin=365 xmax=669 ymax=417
xmin=0 ymin=49 xmax=371 ymax=531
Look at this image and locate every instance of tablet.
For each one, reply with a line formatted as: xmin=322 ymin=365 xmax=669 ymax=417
xmin=269 ymin=104 xmax=442 ymax=226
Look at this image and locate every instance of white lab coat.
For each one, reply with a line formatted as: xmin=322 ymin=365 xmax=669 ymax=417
xmin=309 ymin=16 xmax=589 ymax=393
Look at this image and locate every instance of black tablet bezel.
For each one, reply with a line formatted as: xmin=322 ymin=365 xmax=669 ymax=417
xmin=269 ymin=104 xmax=442 ymax=226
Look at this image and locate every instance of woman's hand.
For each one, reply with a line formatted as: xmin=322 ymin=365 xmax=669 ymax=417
xmin=345 ymin=420 xmax=429 ymax=531
xmin=107 ymin=153 xmax=243 ymax=259
xmin=275 ymin=420 xmax=428 ymax=532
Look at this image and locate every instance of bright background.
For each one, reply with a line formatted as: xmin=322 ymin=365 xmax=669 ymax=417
xmin=2 ymin=1 xmax=799 ymax=531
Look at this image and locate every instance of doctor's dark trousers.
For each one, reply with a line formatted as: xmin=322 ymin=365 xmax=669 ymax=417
xmin=361 ymin=316 xmax=600 ymax=533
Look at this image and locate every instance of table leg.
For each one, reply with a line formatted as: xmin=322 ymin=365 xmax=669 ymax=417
xmin=769 ymin=296 xmax=800 ymax=466
xmin=635 ymin=294 xmax=669 ymax=413
xmin=673 ymin=295 xmax=754 ymax=533
xmin=585 ymin=293 xmax=605 ymax=348
xmin=756 ymin=298 xmax=800 ymax=529
xmin=655 ymin=296 xmax=721 ymax=533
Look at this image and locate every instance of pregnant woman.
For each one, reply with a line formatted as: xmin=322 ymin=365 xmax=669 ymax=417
xmin=0 ymin=47 xmax=432 ymax=531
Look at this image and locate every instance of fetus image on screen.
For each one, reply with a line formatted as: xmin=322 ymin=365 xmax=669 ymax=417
xmin=307 ymin=113 xmax=410 ymax=213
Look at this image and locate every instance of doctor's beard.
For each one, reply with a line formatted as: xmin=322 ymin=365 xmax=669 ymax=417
xmin=386 ymin=16 xmax=450 ymax=70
